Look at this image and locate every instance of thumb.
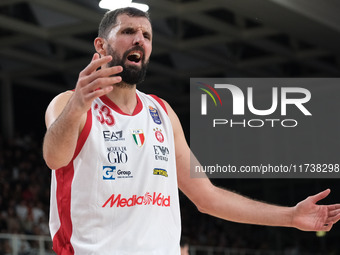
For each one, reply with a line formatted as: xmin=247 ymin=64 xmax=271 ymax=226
xmin=309 ymin=189 xmax=331 ymax=204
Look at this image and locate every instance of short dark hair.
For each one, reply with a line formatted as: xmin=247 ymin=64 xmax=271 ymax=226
xmin=98 ymin=7 xmax=151 ymax=38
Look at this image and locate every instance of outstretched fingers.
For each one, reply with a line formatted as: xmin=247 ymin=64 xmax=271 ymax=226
xmin=81 ymin=53 xmax=111 ymax=76
xmin=69 ymin=53 xmax=124 ymax=113
xmin=326 ymin=206 xmax=340 ymax=224
xmin=87 ymin=65 xmax=122 ymax=85
xmin=77 ymin=53 xmax=123 ymax=98
xmin=85 ymin=68 xmax=122 ymax=98
xmin=327 ymin=203 xmax=340 ymax=211
xmin=86 ymin=81 xmax=115 ymax=100
xmin=309 ymin=189 xmax=331 ymax=204
xmin=80 ymin=53 xmax=122 ymax=81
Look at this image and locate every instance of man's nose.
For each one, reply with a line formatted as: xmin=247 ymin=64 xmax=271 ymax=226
xmin=133 ymin=30 xmax=145 ymax=46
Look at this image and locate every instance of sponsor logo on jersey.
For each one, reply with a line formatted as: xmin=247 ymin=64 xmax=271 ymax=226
xmin=103 ymin=130 xmax=125 ymax=142
xmin=102 ymin=166 xmax=133 ymax=180
xmin=102 ymin=192 xmax=170 ymax=208
xmin=148 ymin=106 xmax=162 ymax=125
xmin=153 ymin=128 xmax=164 ymax=143
xmin=153 ymin=145 xmax=169 ymax=161
xmin=153 ymin=168 xmax=168 ymax=177
xmin=107 ymin=146 xmax=128 ymax=164
xmin=103 ymin=166 xmax=116 ymax=180
xmin=131 ymin=129 xmax=145 ymax=147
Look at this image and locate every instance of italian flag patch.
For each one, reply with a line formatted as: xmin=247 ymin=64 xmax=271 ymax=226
xmin=131 ymin=129 xmax=145 ymax=147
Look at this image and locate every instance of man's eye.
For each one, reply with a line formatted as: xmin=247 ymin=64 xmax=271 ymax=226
xmin=123 ymin=30 xmax=134 ymax=34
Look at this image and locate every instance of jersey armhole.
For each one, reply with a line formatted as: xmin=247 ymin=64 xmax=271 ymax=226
xmin=72 ymin=109 xmax=92 ymax=161
xmin=149 ymin=95 xmax=168 ymax=115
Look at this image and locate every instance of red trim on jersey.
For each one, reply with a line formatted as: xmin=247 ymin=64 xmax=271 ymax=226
xmin=100 ymin=94 xmax=143 ymax=116
xmin=52 ymin=109 xmax=92 ymax=255
xmin=74 ymin=109 xmax=92 ymax=159
xmin=149 ymin=95 xmax=168 ymax=115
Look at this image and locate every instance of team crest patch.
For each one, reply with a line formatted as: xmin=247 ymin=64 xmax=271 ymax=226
xmin=153 ymin=128 xmax=164 ymax=143
xmin=131 ymin=129 xmax=145 ymax=147
xmin=148 ymin=106 xmax=162 ymax=125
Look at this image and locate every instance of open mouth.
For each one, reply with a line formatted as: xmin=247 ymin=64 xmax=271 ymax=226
xmin=127 ymin=51 xmax=142 ymax=63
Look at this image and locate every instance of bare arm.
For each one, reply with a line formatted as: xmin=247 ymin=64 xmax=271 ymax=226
xmin=43 ymin=53 xmax=122 ymax=169
xmin=43 ymin=91 xmax=82 ymax=170
xmin=163 ymin=100 xmax=340 ymax=231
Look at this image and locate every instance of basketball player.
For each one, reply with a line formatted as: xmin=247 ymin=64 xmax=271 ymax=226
xmin=43 ymin=7 xmax=340 ymax=255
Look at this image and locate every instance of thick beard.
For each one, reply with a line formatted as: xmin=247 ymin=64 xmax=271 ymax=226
xmin=106 ymin=45 xmax=148 ymax=87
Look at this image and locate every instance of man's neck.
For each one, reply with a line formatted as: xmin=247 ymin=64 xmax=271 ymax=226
xmin=105 ymin=83 xmax=138 ymax=115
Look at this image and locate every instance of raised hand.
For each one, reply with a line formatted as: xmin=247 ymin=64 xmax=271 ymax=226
xmin=70 ymin=53 xmax=123 ymax=116
xmin=43 ymin=53 xmax=122 ymax=170
xmin=292 ymin=189 xmax=340 ymax=231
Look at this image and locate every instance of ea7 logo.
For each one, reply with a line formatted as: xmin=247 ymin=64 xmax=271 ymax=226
xmin=103 ymin=130 xmax=125 ymax=142
xmin=201 ymin=84 xmax=312 ymax=116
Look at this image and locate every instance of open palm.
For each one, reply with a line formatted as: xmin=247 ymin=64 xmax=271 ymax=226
xmin=292 ymin=189 xmax=340 ymax=231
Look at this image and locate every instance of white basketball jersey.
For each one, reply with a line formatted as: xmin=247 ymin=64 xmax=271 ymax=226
xmin=49 ymin=90 xmax=181 ymax=255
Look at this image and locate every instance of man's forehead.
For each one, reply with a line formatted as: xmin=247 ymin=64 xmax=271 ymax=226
xmin=115 ymin=14 xmax=152 ymax=31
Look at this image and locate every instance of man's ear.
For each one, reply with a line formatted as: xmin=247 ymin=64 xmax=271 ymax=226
xmin=94 ymin=37 xmax=106 ymax=56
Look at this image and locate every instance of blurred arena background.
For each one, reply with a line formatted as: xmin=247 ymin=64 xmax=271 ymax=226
xmin=1 ymin=0 xmax=340 ymax=254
